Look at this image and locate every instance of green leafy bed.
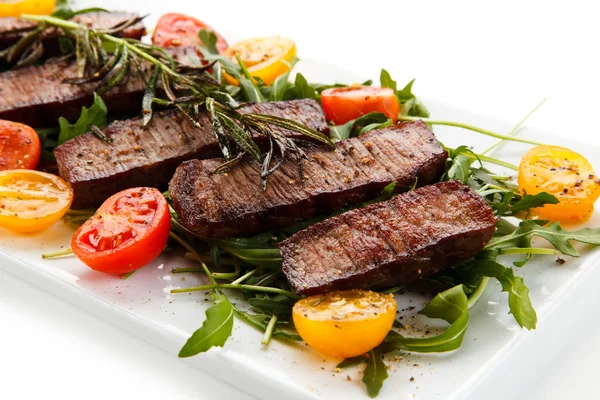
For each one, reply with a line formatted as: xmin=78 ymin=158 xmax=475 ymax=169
xmin=29 ymin=16 xmax=600 ymax=397
xmin=159 ymin=59 xmax=600 ymax=397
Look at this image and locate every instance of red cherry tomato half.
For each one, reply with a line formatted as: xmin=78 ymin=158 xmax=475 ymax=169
xmin=72 ymin=188 xmax=171 ymax=275
xmin=321 ymin=86 xmax=400 ymax=125
xmin=151 ymin=13 xmax=229 ymax=54
xmin=0 ymin=119 xmax=41 ymax=171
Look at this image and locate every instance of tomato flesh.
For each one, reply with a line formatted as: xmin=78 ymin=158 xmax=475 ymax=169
xmin=292 ymin=290 xmax=396 ymax=358
xmin=72 ymin=188 xmax=171 ymax=274
xmin=152 ymin=13 xmax=228 ymax=54
xmin=0 ymin=170 xmax=72 ymax=233
xmin=321 ymin=86 xmax=400 ymax=125
xmin=0 ymin=120 xmax=41 ymax=171
xmin=519 ymin=145 xmax=600 ymax=223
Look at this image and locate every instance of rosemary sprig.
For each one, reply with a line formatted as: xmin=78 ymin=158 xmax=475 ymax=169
xmin=18 ymin=13 xmax=333 ymax=187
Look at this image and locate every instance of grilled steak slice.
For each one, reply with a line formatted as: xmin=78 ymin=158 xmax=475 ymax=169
xmin=0 ymin=47 xmax=199 ymax=127
xmin=279 ymin=181 xmax=497 ymax=295
xmin=55 ymin=99 xmax=328 ymax=208
xmin=170 ymin=121 xmax=448 ymax=238
xmin=0 ymin=12 xmax=145 ymax=53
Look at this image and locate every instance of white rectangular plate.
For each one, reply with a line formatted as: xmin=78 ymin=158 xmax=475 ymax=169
xmin=2 ymin=3 xmax=600 ymax=399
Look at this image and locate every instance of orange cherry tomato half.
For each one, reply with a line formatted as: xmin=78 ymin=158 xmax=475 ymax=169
xmin=293 ymin=290 xmax=396 ymax=358
xmin=151 ymin=13 xmax=228 ymax=54
xmin=0 ymin=0 xmax=56 ymax=17
xmin=519 ymin=145 xmax=600 ymax=223
xmin=71 ymin=187 xmax=171 ymax=275
xmin=321 ymin=86 xmax=400 ymax=125
xmin=223 ymin=36 xmax=296 ymax=85
xmin=0 ymin=170 xmax=72 ymax=233
xmin=0 ymin=120 xmax=41 ymax=171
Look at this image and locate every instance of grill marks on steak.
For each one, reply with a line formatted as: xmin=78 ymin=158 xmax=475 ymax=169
xmin=0 ymin=12 xmax=146 ymax=53
xmin=279 ymin=181 xmax=497 ymax=295
xmin=0 ymin=46 xmax=199 ymax=127
xmin=54 ymin=99 xmax=328 ymax=208
xmin=169 ymin=121 xmax=448 ymax=238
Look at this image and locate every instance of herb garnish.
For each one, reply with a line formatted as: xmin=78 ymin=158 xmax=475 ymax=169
xmin=16 ymin=14 xmax=334 ymax=187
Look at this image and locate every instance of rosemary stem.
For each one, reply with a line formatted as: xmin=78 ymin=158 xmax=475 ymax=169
xmin=398 ymin=115 xmax=546 ymax=147
xmin=171 ymin=284 xmax=301 ymax=299
xmin=22 ymin=14 xmax=194 ymax=88
xmin=262 ymin=315 xmax=278 ymax=346
xmin=42 ymin=247 xmax=73 ymax=259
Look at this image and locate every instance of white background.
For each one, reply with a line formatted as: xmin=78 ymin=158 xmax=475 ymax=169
xmin=2 ymin=0 xmax=600 ymax=399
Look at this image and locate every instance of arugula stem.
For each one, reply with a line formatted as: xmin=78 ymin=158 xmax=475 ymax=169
xmin=171 ymin=284 xmax=301 ymax=299
xmin=232 ymin=267 xmax=260 ymax=285
xmin=262 ymin=315 xmax=278 ymax=346
xmin=476 ymin=154 xmax=518 ymax=171
xmin=467 ymin=277 xmax=489 ymax=308
xmin=122 ymin=271 xmax=136 ymax=280
xmin=481 ymin=98 xmax=547 ymax=156
xmin=398 ymin=115 xmax=546 ymax=147
xmin=168 ymin=232 xmax=217 ymax=286
xmin=497 ymin=247 xmax=556 ymax=255
xmin=42 ymin=247 xmax=73 ymax=259
xmin=172 ymin=265 xmax=240 ymax=280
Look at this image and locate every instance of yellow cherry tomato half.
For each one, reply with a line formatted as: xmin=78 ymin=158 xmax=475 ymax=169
xmin=0 ymin=170 xmax=73 ymax=233
xmin=519 ymin=145 xmax=600 ymax=223
xmin=223 ymin=37 xmax=296 ymax=86
xmin=292 ymin=290 xmax=396 ymax=358
xmin=0 ymin=0 xmax=56 ymax=17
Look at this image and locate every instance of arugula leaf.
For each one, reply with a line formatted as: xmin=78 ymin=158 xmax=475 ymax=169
xmin=178 ymin=298 xmax=234 ymax=357
xmin=379 ymin=69 xmax=396 ymax=92
xmin=446 ymin=146 xmax=479 ymax=183
xmin=58 ymin=93 xmax=107 ymax=145
xmin=486 ymin=220 xmax=600 ymax=257
xmin=378 ymin=69 xmax=430 ymax=118
xmin=459 ymin=259 xmax=537 ymax=329
xmin=269 ymin=58 xmax=298 ymax=101
xmin=248 ymin=296 xmax=295 ymax=317
xmin=509 ymin=192 xmax=559 ymax=214
xmin=293 ymin=73 xmax=319 ymax=101
xmin=330 ymin=112 xmax=391 ymax=141
xmin=198 ymin=29 xmax=219 ymax=55
xmin=362 ymin=350 xmax=388 ymax=398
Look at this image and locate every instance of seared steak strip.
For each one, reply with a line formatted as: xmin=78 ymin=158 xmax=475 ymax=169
xmin=55 ymin=99 xmax=328 ymax=208
xmin=279 ymin=181 xmax=497 ymax=295
xmin=0 ymin=46 xmax=199 ymax=127
xmin=170 ymin=121 xmax=448 ymax=238
xmin=0 ymin=12 xmax=146 ymax=54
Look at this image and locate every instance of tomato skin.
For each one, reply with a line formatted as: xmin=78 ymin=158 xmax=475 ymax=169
xmin=0 ymin=0 xmax=56 ymax=17
xmin=151 ymin=13 xmax=228 ymax=54
xmin=0 ymin=170 xmax=72 ymax=233
xmin=71 ymin=188 xmax=171 ymax=275
xmin=292 ymin=290 xmax=396 ymax=358
xmin=0 ymin=120 xmax=41 ymax=171
xmin=518 ymin=145 xmax=600 ymax=223
xmin=223 ymin=37 xmax=296 ymax=85
xmin=321 ymin=86 xmax=400 ymax=125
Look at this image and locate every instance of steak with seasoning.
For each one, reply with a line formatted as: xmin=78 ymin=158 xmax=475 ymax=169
xmin=279 ymin=180 xmax=497 ymax=295
xmin=55 ymin=99 xmax=328 ymax=208
xmin=170 ymin=121 xmax=448 ymax=238
xmin=0 ymin=12 xmax=146 ymax=53
xmin=0 ymin=46 xmax=199 ymax=127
